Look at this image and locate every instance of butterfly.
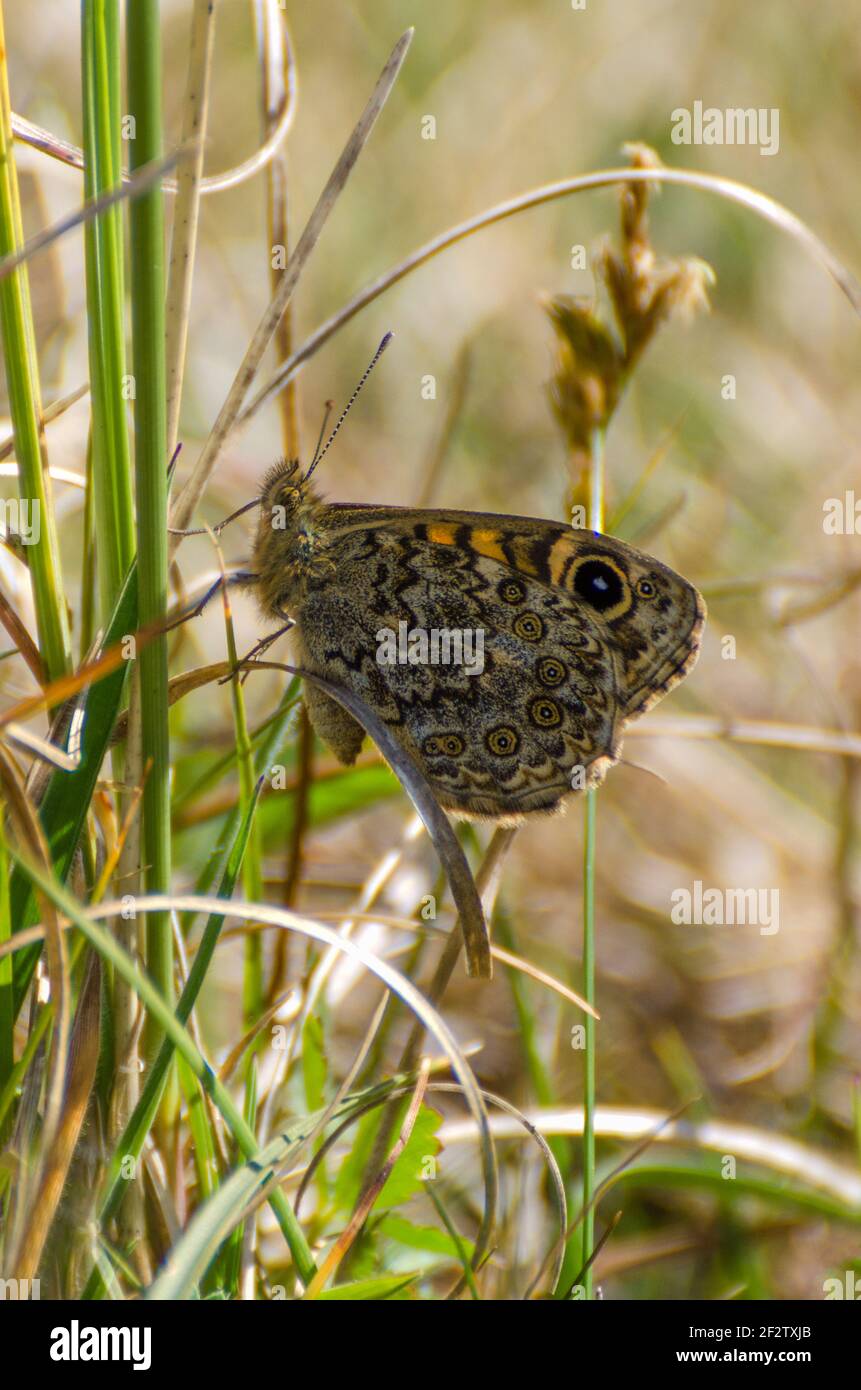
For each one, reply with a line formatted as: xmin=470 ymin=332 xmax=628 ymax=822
xmin=243 ymin=459 xmax=705 ymax=823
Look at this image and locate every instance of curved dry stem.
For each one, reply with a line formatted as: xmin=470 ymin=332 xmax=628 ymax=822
xmin=9 ymin=16 xmax=295 ymax=199
xmin=439 ymin=1106 xmax=861 ymax=1212
xmin=630 ymin=713 xmax=861 ymax=759
xmin=241 ymin=163 xmax=861 ymax=424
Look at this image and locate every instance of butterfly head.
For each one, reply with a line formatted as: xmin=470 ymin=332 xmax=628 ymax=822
xmin=252 ymin=458 xmax=329 ymax=617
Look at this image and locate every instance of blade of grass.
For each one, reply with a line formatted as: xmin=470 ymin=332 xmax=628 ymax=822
xmin=0 ymin=0 xmax=70 ymax=681
xmin=7 ymin=560 xmax=137 ymax=1015
xmin=165 ymin=0 xmax=215 ymax=457
xmin=127 ymin=0 xmax=172 ymax=1059
xmin=0 ymin=823 xmax=11 ymax=1095
xmin=82 ymin=0 xmax=135 ymax=618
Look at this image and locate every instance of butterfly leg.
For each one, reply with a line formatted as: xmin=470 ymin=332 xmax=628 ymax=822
xmin=218 ymin=619 xmax=295 ymax=685
xmin=163 ymin=569 xmax=257 ymax=633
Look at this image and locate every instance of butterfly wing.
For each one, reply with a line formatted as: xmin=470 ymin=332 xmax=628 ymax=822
xmin=293 ymin=511 xmax=634 ymax=818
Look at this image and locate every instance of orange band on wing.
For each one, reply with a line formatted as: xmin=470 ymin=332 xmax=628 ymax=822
xmin=469 ymin=528 xmax=508 ymax=564
xmin=549 ymin=537 xmax=575 ymax=585
xmin=427 ymin=523 xmax=457 ymax=546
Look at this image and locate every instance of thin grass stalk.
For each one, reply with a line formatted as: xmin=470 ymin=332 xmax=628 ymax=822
xmin=165 ymin=0 xmax=215 ymax=457
xmin=219 ymin=577 xmax=265 ymax=1029
xmin=580 ymin=422 xmax=606 ymax=1299
xmin=81 ymin=2 xmax=143 ymax=1209
xmin=258 ymin=0 xmax=298 ymax=456
xmin=0 ymin=1 xmax=70 ymax=682
xmin=126 ymin=0 xmax=172 ymax=1058
xmin=81 ymin=0 xmax=135 ymax=616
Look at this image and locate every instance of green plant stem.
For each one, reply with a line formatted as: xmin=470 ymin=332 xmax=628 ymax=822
xmin=0 ymin=1 xmax=70 ymax=682
xmin=580 ymin=422 xmax=606 ymax=1298
xmin=581 ymin=786 xmax=597 ymax=1298
xmin=82 ymin=0 xmax=135 ymax=618
xmin=127 ymin=0 xmax=172 ymax=1057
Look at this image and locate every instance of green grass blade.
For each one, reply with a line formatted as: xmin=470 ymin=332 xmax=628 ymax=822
xmin=9 ymin=560 xmax=137 ymax=1014
xmin=126 ymin=0 xmax=172 ymax=1051
xmin=0 ymin=2 xmax=70 ymax=681
xmin=81 ymin=0 xmax=135 ymax=617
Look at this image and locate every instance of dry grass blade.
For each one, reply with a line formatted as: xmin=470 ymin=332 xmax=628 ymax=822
xmin=169 ymin=28 xmax=414 ymax=545
xmin=7 ymin=955 xmax=101 ymax=1282
xmin=0 ymin=619 xmax=164 ymax=731
xmin=0 ymin=148 xmax=183 ymax=281
xmin=430 ymin=1082 xmax=568 ymax=1299
xmin=165 ymin=0 xmax=216 ymax=457
xmin=0 ymin=583 xmax=44 ymax=684
xmin=439 ymin=1107 xmax=861 ymax=1210
xmin=111 ymin=661 xmax=232 ymax=744
xmin=3 ymin=722 xmax=80 ymax=771
xmin=0 ymin=746 xmax=70 ymax=1278
xmin=0 ymin=382 xmax=89 ymax=461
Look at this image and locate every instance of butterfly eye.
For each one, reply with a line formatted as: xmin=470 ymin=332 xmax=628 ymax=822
xmin=537 ymin=657 xmax=567 ymax=686
xmin=486 ymin=726 xmax=520 ymax=757
xmin=636 ymin=577 xmax=656 ymax=599
xmin=572 ymin=558 xmax=628 ymax=615
xmin=499 ymin=578 xmax=526 ymax=605
xmin=513 ymin=612 xmax=544 ymax=641
xmin=441 ymin=734 xmax=464 ymax=757
xmin=530 ymin=697 xmax=563 ymax=728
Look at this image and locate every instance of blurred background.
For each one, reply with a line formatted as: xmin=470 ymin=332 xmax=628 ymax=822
xmin=2 ymin=0 xmax=861 ymax=1298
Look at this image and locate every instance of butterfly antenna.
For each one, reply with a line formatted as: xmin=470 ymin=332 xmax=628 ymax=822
xmin=303 ymin=332 xmax=393 ymax=482
xmin=309 ymin=398 xmax=336 ymax=472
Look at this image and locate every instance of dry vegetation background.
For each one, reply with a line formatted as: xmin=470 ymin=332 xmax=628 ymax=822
xmin=2 ymin=0 xmax=861 ymax=1299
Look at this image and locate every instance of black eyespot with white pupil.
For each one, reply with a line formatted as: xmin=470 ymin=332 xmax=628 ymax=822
xmin=514 ymin=612 xmax=543 ymax=641
xmin=424 ymin=733 xmax=464 ymax=757
xmin=487 ymin=726 xmax=519 ymax=757
xmin=537 ymin=657 xmax=566 ymax=686
xmin=573 ymin=559 xmax=625 ymax=613
xmin=530 ymin=697 xmax=563 ymax=728
xmin=499 ymin=578 xmax=526 ymax=604
xmin=636 ymin=577 xmax=656 ymax=599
